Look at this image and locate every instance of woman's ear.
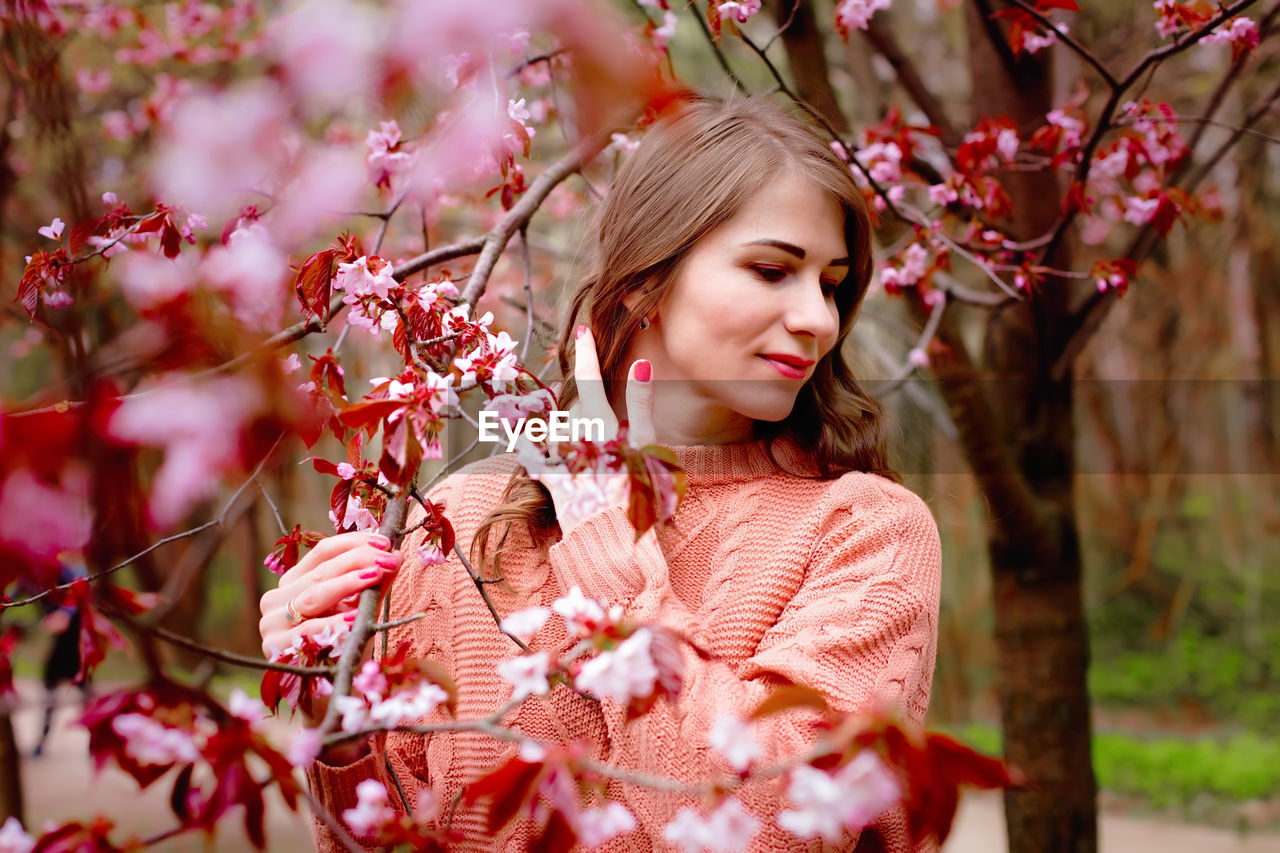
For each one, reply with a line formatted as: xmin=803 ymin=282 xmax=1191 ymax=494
xmin=621 ymin=291 xmax=642 ymax=313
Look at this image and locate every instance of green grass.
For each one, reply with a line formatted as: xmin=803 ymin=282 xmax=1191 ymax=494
xmin=946 ymin=722 xmax=1280 ymax=810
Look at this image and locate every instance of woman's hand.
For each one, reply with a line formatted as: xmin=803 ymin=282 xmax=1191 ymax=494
xmin=257 ymin=531 xmax=403 ymax=661
xmin=542 ymin=325 xmax=655 ymax=537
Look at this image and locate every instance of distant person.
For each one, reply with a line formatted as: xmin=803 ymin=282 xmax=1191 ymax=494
xmin=32 ymin=562 xmax=88 ymax=758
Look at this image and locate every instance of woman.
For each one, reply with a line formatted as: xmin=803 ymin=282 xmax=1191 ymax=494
xmin=261 ymin=95 xmax=942 ymax=852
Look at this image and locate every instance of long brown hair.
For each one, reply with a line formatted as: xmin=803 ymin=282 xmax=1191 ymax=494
xmin=474 ymin=93 xmax=893 ymax=573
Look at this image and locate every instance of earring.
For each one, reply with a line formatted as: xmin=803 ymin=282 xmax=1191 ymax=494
xmin=639 ymin=317 xmax=649 ymax=330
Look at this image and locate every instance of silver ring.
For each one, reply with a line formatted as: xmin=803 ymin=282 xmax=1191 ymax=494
xmin=285 ymin=598 xmax=305 ymax=626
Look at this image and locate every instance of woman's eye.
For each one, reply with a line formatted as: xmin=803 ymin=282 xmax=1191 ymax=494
xmin=748 ymin=264 xmax=788 ymax=282
xmin=821 ymin=278 xmax=840 ymax=297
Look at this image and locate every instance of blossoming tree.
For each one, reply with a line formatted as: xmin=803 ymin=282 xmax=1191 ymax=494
xmin=0 ymin=0 xmax=1272 ymax=851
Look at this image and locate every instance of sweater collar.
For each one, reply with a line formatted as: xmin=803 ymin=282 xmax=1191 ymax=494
xmin=666 ymin=436 xmax=818 ymax=486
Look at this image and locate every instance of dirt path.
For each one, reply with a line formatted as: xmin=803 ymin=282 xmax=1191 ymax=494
xmin=9 ymin=680 xmax=1279 ymax=851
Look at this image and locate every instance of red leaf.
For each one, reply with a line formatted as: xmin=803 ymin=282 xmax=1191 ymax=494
xmin=337 ymin=398 xmax=403 ymax=434
xmin=160 ymin=221 xmax=182 ymax=258
xmin=749 ymin=684 xmax=830 ymax=719
xmin=1150 ymin=194 xmax=1180 ymax=236
xmin=462 ymin=756 xmax=542 ymax=833
xmin=1036 ymin=0 xmax=1079 ymax=11
xmin=294 ymin=249 xmax=338 ymax=318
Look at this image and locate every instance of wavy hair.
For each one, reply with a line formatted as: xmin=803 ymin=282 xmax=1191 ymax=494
xmin=473 ymin=94 xmax=894 ymax=574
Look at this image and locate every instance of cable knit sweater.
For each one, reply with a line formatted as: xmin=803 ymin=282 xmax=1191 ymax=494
xmin=305 ymin=438 xmax=942 ymax=852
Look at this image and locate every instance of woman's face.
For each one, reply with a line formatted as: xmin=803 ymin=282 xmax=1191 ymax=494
xmin=628 ymin=172 xmax=849 ymax=442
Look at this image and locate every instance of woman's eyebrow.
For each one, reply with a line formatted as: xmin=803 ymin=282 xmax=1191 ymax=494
xmin=744 ymin=238 xmax=849 ymax=267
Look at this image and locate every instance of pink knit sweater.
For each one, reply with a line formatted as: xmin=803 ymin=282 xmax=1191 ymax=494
xmin=306 ymin=439 xmax=942 ymax=852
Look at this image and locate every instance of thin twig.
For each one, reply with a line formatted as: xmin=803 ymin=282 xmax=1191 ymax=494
xmin=1004 ymin=0 xmax=1117 ymax=88
xmin=373 ymin=611 xmax=429 ymax=631
xmin=257 ymin=477 xmax=288 ymax=537
xmin=453 ymin=543 xmax=532 ymax=653
xmin=302 ymin=786 xmax=363 ymax=853
xmin=687 ymin=1 xmax=750 ymax=93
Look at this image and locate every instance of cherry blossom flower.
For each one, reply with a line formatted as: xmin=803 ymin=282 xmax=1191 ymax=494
xmin=500 ymin=605 xmax=551 ymax=639
xmin=1046 ymin=109 xmax=1084 ymax=150
xmin=331 ymin=492 xmax=377 ymax=532
xmin=108 ymin=375 xmax=262 ymax=526
xmin=1022 ymin=23 xmax=1068 ymax=55
xmin=856 ymin=140 xmax=903 ymax=184
xmin=418 ymin=542 xmax=446 ymax=565
xmin=37 ymin=217 xmax=64 ymax=241
xmin=281 ymin=353 xmax=302 ymax=374
xmin=353 ymin=660 xmax=390 ymax=700
xmin=662 ymin=797 xmax=761 ymax=853
xmin=114 ymin=250 xmax=199 ymax=310
xmin=228 ymin=688 xmax=268 ymax=730
xmin=835 ymin=0 xmax=892 ymax=35
xmin=111 ymin=713 xmax=201 ymax=766
xmin=271 ymin=0 xmax=382 ymax=115
xmin=551 ymin=586 xmax=610 ymax=637
xmin=908 ymin=347 xmax=931 ymax=368
xmin=709 ymin=716 xmax=761 ymax=773
xmin=332 ymin=693 xmax=369 ymax=734
xmin=366 ymin=119 xmax=413 ymax=189
xmin=0 ymin=467 xmax=91 ymax=563
xmin=343 ymin=779 xmax=397 ymax=838
xmin=575 ymin=628 xmax=659 ymax=704
xmin=652 ymin=11 xmax=678 ymax=50
xmin=776 ymin=751 xmax=902 ymax=842
xmin=1122 ymin=195 xmax=1160 ymax=225
xmin=0 ymin=816 xmax=35 ymax=853
xmin=286 ymin=727 xmax=323 ymax=768
xmin=1201 ymin=16 xmax=1259 ymax=52
xmin=366 ymin=682 xmax=449 ymax=727
xmin=152 ymin=82 xmax=289 ymax=218
xmin=717 ymin=1 xmax=761 ymax=24
xmin=200 ymin=224 xmax=288 ymax=331
xmin=576 ymin=802 xmax=637 ymax=848
xmin=497 ymin=652 xmax=551 ymax=702
xmin=311 ymin=622 xmax=352 ymax=655
xmin=334 ymin=255 xmax=397 ymax=301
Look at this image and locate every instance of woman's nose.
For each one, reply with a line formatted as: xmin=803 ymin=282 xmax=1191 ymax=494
xmin=784 ymin=276 xmax=839 ymax=343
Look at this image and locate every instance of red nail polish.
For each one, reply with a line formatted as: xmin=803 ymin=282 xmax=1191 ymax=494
xmin=634 ymin=360 xmax=651 ymax=382
xmin=344 ymin=611 xmax=357 ymax=622
xmin=375 ymin=554 xmax=400 ymax=569
xmin=368 ymin=534 xmax=391 ymax=550
xmin=360 ymin=569 xmax=380 ymax=580
xmin=575 ymin=324 xmax=588 ymax=339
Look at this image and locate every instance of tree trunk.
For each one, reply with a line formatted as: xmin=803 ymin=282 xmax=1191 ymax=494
xmin=962 ymin=3 xmax=1099 ymax=851
xmin=0 ymin=712 xmax=22 ymax=824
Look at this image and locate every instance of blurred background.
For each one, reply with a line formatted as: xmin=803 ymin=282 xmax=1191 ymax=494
xmin=1 ymin=0 xmax=1276 ymax=850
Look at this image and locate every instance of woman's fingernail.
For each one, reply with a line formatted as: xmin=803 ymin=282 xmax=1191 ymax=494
xmin=344 ymin=611 xmax=357 ymax=623
xmin=375 ymin=554 xmax=400 ymax=569
xmin=634 ymin=360 xmax=651 ymax=382
xmin=575 ymin=324 xmax=588 ymax=339
xmin=368 ymin=534 xmax=391 ymax=550
xmin=359 ymin=569 xmax=380 ymax=580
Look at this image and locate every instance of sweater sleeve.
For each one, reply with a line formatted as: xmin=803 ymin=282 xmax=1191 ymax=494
xmin=546 ymin=476 xmax=942 ymax=852
xmin=304 ymin=475 xmax=461 ymax=852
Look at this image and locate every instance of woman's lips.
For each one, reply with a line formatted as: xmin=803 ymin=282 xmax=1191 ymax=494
xmin=758 ymin=354 xmax=809 ymax=379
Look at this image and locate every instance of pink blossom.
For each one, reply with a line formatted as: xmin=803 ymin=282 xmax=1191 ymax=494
xmin=856 ymin=140 xmax=903 ymax=184
xmin=928 ymin=182 xmax=959 ymax=206
xmin=418 ymin=543 xmax=446 ymax=565
xmin=331 ymin=492 xmax=377 ymax=532
xmin=282 ymin=353 xmax=302 ymax=374
xmin=500 ymin=605 xmax=551 ymax=639
xmin=200 ymin=225 xmax=288 ymax=331
xmin=267 ymin=145 xmax=368 ymax=250
xmin=576 ymin=802 xmax=637 ymax=848
xmin=334 ymin=256 xmax=397 ymax=301
xmin=0 ymin=468 xmax=92 ymax=563
xmin=1046 ymin=109 xmax=1084 ymax=149
xmin=552 ymin=586 xmax=610 ymax=637
xmin=152 ymin=83 xmax=289 ymax=218
xmin=270 ymin=0 xmax=381 ymax=114
xmin=331 ymin=693 xmax=368 ymax=733
xmin=835 ymin=0 xmax=892 ymax=34
xmin=497 ymin=652 xmax=551 ymax=702
xmin=228 ymin=688 xmax=267 ymax=729
xmin=111 ymin=714 xmax=201 ymax=766
xmin=908 ymin=347 xmax=930 ymax=368
xmin=776 ymin=751 xmax=902 ymax=842
xmin=1153 ymin=0 xmax=1181 ymax=38
xmin=366 ymin=681 xmax=449 ymax=727
xmin=575 ymin=628 xmax=659 ymax=704
xmin=1122 ymin=195 xmax=1160 ymax=225
xmin=0 ymin=817 xmax=34 ymax=853
xmin=108 ymin=375 xmax=262 ymax=525
xmin=1201 ymin=16 xmax=1259 ymax=50
xmin=353 ymin=660 xmax=390 ymax=701
xmin=662 ymin=797 xmax=761 ymax=853
xmin=1022 ymin=23 xmax=1068 ymax=55
xmin=996 ymin=128 xmax=1019 ymax=162
xmin=366 ymin=120 xmax=413 ymax=189
xmin=717 ymin=1 xmax=761 ymax=24
xmin=652 ymin=11 xmax=678 ymax=50
xmin=37 ymin=217 xmax=64 ymax=241
xmin=335 ymin=462 xmax=357 ymax=479
xmin=311 ymin=622 xmax=352 ymax=655
xmin=343 ymin=779 xmax=396 ymax=838
xmin=709 ymin=716 xmax=761 ymax=773
xmin=75 ymin=68 xmax=111 ymax=94
xmin=286 ymin=727 xmax=323 ymax=768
